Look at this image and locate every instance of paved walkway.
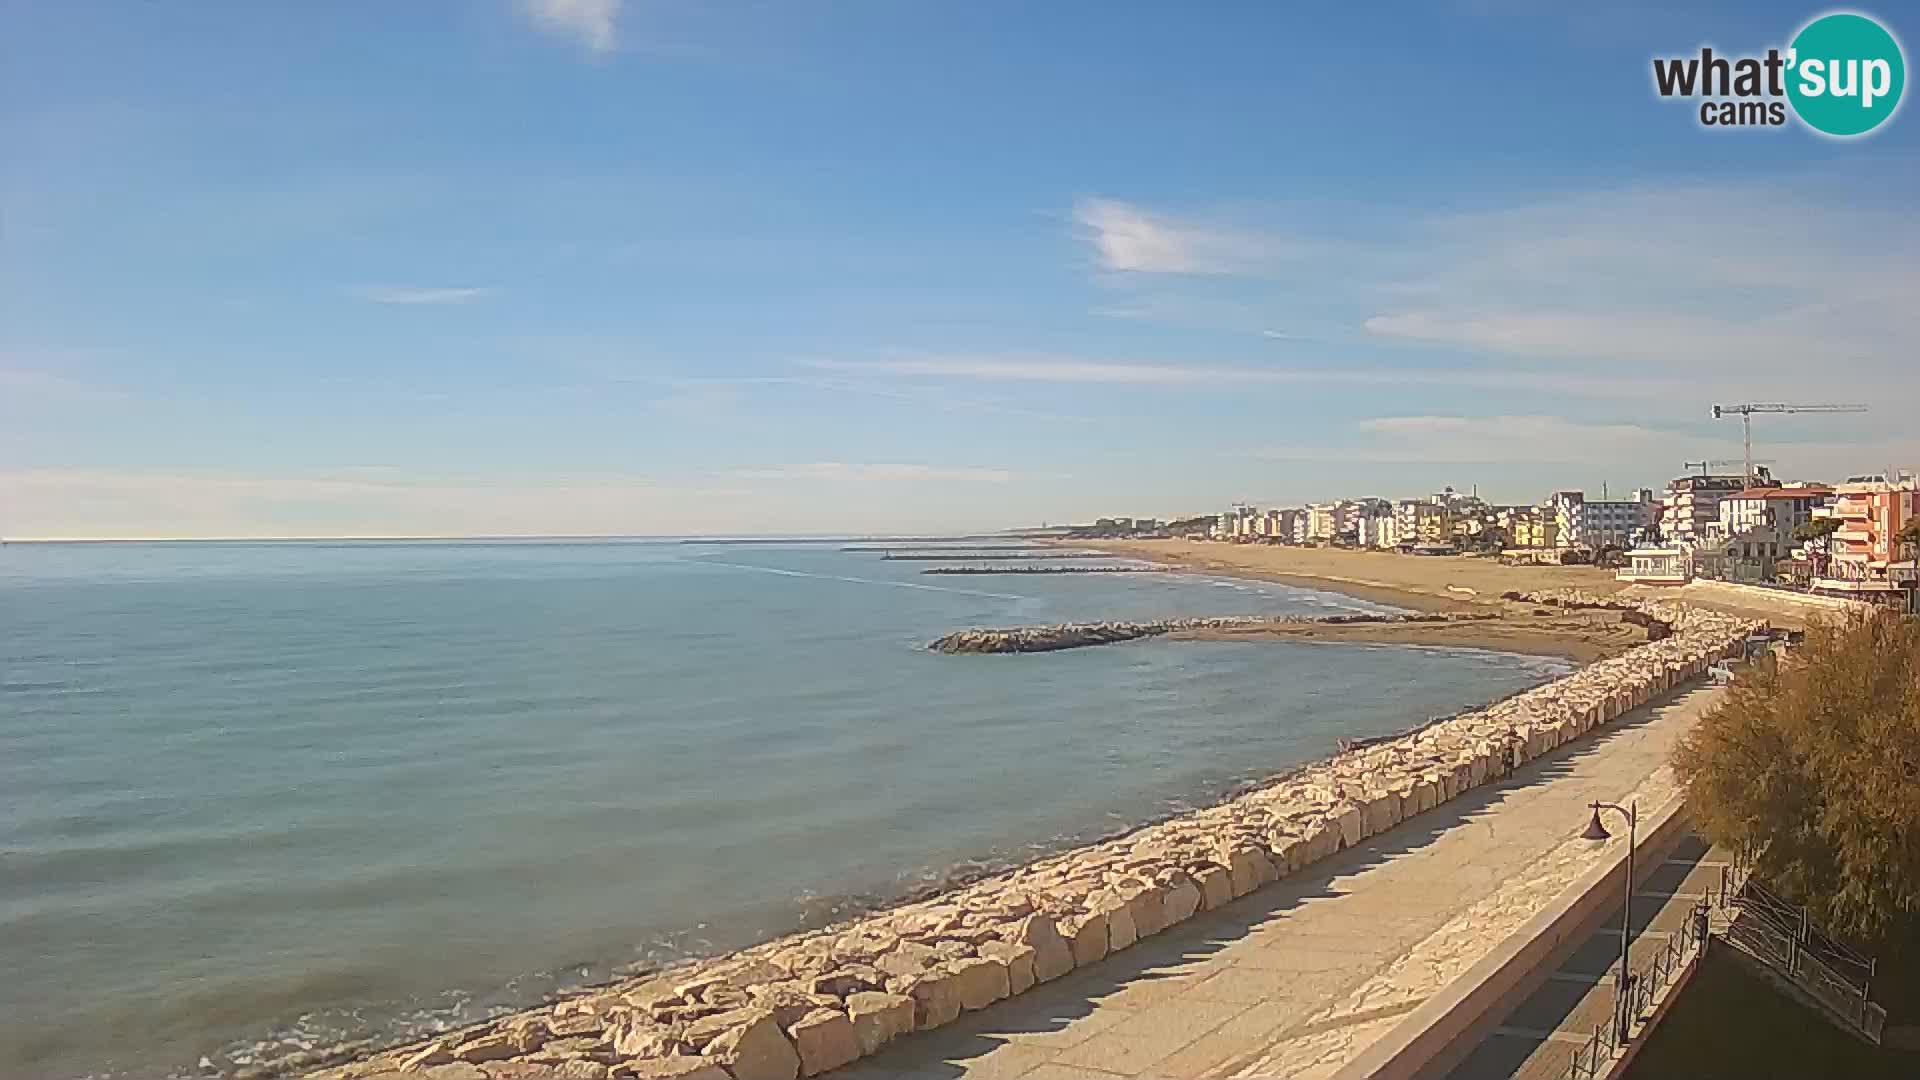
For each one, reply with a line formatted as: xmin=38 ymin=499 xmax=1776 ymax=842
xmin=1441 ymin=833 xmax=1728 ymax=1080
xmin=831 ymin=684 xmax=1724 ymax=1080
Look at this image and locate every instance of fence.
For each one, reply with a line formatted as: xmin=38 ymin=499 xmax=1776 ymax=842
xmin=1559 ymin=898 xmax=1712 ymax=1080
xmin=1722 ymin=875 xmax=1885 ymax=1042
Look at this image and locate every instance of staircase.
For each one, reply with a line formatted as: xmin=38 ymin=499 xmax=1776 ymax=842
xmin=1709 ymin=855 xmax=1888 ymax=1044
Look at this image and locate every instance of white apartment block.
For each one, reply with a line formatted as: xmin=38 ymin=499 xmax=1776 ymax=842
xmin=1550 ymin=489 xmax=1658 ymax=549
xmin=1712 ymin=485 xmax=1832 ymax=541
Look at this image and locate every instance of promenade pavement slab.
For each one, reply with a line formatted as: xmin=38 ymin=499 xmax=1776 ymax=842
xmin=832 ymin=684 xmax=1723 ymax=1080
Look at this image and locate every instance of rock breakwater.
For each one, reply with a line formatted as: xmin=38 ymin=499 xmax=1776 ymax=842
xmin=300 ymin=597 xmax=1757 ymax=1080
xmin=928 ymin=611 xmax=1502 ymax=654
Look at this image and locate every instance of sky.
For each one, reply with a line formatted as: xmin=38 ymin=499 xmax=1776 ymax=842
xmin=2 ymin=1 xmax=1917 ymax=539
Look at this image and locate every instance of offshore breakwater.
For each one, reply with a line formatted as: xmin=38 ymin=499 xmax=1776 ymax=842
xmin=297 ymin=594 xmax=1758 ymax=1080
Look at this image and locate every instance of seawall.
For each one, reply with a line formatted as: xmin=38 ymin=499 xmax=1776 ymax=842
xmin=300 ymin=597 xmax=1759 ymax=1080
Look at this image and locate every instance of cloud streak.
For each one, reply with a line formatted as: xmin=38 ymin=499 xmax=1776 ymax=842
xmin=359 ymin=286 xmax=495 ymax=305
xmin=731 ymin=462 xmax=1016 ymax=484
xmin=804 ymin=355 xmax=1694 ymax=399
xmin=1073 ymin=198 xmax=1281 ymax=274
xmin=519 ymin=0 xmax=622 ymax=53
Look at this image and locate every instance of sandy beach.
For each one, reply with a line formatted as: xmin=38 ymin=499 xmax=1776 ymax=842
xmin=1168 ymin=611 xmax=1648 ymax=663
xmin=1079 ymin=538 xmax=1628 ymax=612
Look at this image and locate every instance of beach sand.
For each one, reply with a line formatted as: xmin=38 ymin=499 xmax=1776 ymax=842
xmin=1079 ymin=538 xmax=1627 ymax=611
xmin=1075 ymin=538 xmax=1650 ymax=660
xmin=1169 ymin=611 xmax=1648 ymax=663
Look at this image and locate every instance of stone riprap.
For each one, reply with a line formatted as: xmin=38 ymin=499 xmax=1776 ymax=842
xmin=300 ymin=597 xmax=1756 ymax=1080
xmin=928 ymin=611 xmax=1502 ymax=654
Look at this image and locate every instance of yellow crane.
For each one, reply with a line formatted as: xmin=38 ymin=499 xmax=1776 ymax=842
xmin=1711 ymin=403 xmax=1869 ymax=484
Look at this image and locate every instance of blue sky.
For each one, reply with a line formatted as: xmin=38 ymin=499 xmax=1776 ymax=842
xmin=3 ymin=1 xmax=1916 ymax=538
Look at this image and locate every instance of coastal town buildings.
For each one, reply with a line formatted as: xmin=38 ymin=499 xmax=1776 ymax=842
xmin=1171 ymin=468 xmax=1908 ymax=607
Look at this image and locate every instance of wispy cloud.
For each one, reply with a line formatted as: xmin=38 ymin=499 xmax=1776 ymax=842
xmin=1073 ymin=198 xmax=1280 ymax=274
xmin=519 ymin=0 xmax=622 ymax=53
xmin=731 ymin=462 xmax=1015 ymax=484
xmin=803 ymin=355 xmax=1691 ymax=398
xmin=358 ymin=286 xmax=495 ymax=305
xmin=1082 ymin=182 xmax=1919 ymax=407
xmin=1254 ymin=414 xmax=1920 ymax=479
xmin=1360 ymin=184 xmax=1920 ymax=385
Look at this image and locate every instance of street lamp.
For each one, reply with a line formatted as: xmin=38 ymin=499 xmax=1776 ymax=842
xmin=1583 ymin=800 xmax=1638 ymax=1045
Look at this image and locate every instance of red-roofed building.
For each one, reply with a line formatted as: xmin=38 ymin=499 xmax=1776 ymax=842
xmin=1713 ymin=485 xmax=1833 ymax=539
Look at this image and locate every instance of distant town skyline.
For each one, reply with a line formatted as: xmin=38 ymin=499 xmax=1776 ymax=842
xmin=4 ymin=2 xmax=1917 ymax=539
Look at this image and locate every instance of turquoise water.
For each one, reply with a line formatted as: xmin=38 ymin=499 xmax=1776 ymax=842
xmin=0 ymin=541 xmax=1569 ymax=1079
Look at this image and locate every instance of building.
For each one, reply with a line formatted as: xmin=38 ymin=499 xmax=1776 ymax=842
xmin=1661 ymin=472 xmax=1759 ymax=547
xmin=1393 ymin=499 xmax=1448 ymax=546
xmin=1550 ymin=489 xmax=1659 ymax=550
xmin=1693 ymin=524 xmax=1793 ymax=583
xmin=1501 ymin=507 xmax=1559 ymax=549
xmin=1812 ymin=475 xmax=1920 ymax=606
xmin=1711 ymin=485 xmax=1831 ymax=540
xmin=1355 ymin=511 xmax=1398 ymax=549
xmin=1616 ymin=544 xmax=1692 ymax=585
xmin=1306 ymin=501 xmax=1360 ymax=543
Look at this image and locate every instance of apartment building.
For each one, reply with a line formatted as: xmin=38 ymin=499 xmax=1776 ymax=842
xmin=1661 ymin=473 xmax=1754 ymax=547
xmin=1355 ymin=512 xmax=1398 ymax=548
xmin=1393 ymin=500 xmax=1448 ymax=545
xmin=1812 ymin=475 xmax=1920 ymax=605
xmin=1501 ymin=507 xmax=1560 ymax=549
xmin=1712 ymin=485 xmax=1831 ymax=539
xmin=1550 ymin=488 xmax=1659 ymax=550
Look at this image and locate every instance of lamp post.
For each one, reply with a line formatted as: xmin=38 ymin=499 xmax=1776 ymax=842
xmin=1583 ymin=800 xmax=1638 ymax=1045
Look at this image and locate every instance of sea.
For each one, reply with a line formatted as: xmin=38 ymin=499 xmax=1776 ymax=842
xmin=0 ymin=539 xmax=1573 ymax=1079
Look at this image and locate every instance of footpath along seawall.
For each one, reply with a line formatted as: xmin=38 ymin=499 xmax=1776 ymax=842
xmin=300 ymin=593 xmax=1759 ymax=1080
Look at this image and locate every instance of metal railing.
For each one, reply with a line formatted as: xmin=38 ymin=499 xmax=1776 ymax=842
xmin=1560 ymin=899 xmax=1712 ymax=1080
xmin=1722 ymin=875 xmax=1885 ymax=1042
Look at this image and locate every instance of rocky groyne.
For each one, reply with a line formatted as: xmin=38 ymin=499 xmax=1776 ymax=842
xmin=299 ymin=597 xmax=1757 ymax=1080
xmin=927 ymin=611 xmax=1502 ymax=654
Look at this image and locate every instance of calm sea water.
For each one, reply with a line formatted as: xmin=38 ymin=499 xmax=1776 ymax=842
xmin=0 ymin=541 xmax=1570 ymax=1079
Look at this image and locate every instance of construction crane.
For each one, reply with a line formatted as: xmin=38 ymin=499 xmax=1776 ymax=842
xmin=1682 ymin=458 xmax=1773 ymax=479
xmin=1711 ymin=403 xmax=1869 ymax=484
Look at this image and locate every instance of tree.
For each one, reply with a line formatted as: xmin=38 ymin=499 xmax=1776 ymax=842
xmin=1793 ymin=516 xmax=1842 ymax=545
xmin=1672 ymin=612 xmax=1920 ymax=944
xmin=1898 ymin=516 xmax=1920 ymax=560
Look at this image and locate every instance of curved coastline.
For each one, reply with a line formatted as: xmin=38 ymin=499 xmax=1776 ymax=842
xmin=287 ymin=590 xmax=1760 ymax=1080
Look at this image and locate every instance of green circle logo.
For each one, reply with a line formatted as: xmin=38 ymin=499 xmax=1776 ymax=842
xmin=1787 ymin=12 xmax=1906 ymax=136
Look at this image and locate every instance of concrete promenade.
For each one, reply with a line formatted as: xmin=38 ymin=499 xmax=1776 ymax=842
xmin=833 ymin=684 xmax=1722 ymax=1080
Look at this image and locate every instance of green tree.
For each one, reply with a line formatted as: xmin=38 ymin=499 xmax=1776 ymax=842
xmin=1673 ymin=612 xmax=1920 ymax=944
xmin=1793 ymin=516 xmax=1843 ymax=545
xmin=1898 ymin=516 xmax=1920 ymax=559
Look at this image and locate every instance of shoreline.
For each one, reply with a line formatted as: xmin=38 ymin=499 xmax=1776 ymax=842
xmin=292 ymin=593 xmax=1758 ymax=1080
